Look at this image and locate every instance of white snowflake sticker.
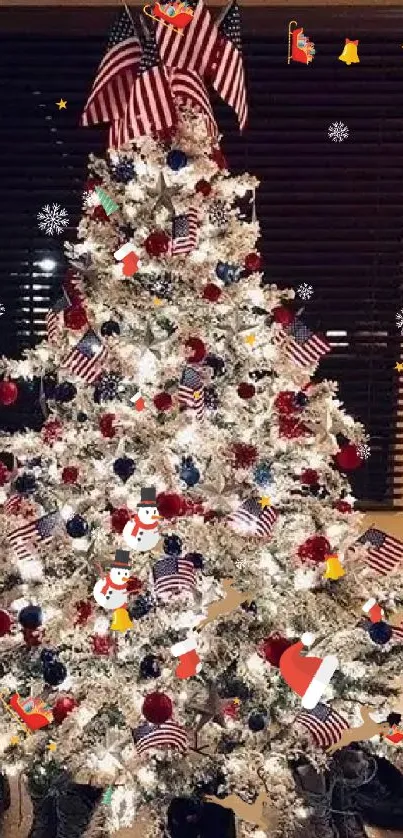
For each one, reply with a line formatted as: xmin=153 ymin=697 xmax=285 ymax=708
xmin=37 ymin=203 xmax=69 ymax=236
xmin=297 ymin=283 xmax=313 ymax=300
xmin=396 ymin=309 xmax=403 ymax=333
xmin=0 ymin=303 xmax=5 ymax=317
xmin=328 ymin=122 xmax=349 ymax=143
xmin=357 ymin=442 xmax=371 ymax=460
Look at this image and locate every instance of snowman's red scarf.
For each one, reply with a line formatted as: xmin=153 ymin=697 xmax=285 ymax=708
xmin=101 ymin=575 xmax=129 ymax=596
xmin=128 ymin=517 xmax=159 ymax=537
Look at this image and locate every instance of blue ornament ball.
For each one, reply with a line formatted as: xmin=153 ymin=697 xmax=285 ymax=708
xmin=40 ymin=648 xmax=57 ymax=664
xmin=18 ymin=605 xmax=42 ymax=629
xmin=368 ymin=621 xmax=393 ymax=645
xmin=294 ymin=391 xmax=309 ymax=409
xmin=113 ymin=456 xmax=136 ymax=483
xmin=55 ymin=382 xmax=77 ymax=403
xmin=166 ymin=149 xmax=188 ymax=171
xmin=185 ymin=552 xmax=204 ymax=570
xmin=43 ymin=374 xmax=58 ymax=399
xmin=129 ymin=593 xmax=154 ymax=620
xmin=66 ymin=515 xmax=88 ymax=539
xmin=43 ymin=659 xmax=67 ymax=686
xmin=248 ymin=711 xmax=267 ymax=732
xmin=140 ymin=654 xmax=161 ymax=679
xmin=111 ymin=159 xmax=136 ymax=184
xmin=15 ymin=473 xmax=36 ymax=494
xmin=77 ymin=412 xmax=88 ymax=423
xmin=253 ymin=461 xmax=272 ymax=487
xmin=179 ymin=457 xmax=200 ymax=487
xmin=164 ymin=534 xmax=183 ymax=556
xmin=101 ymin=320 xmax=120 ymax=337
xmin=215 ymin=261 xmax=241 ymax=286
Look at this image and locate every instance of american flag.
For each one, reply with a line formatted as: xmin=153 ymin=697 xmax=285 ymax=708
xmin=178 ymin=366 xmax=205 ymax=420
xmin=81 ymin=9 xmax=142 ymax=127
xmin=7 ymin=510 xmax=63 ymax=561
xmin=392 ymin=620 xmax=403 ymax=642
xmin=209 ymin=0 xmax=247 ymax=132
xmin=46 ymin=289 xmax=71 ymax=343
xmin=228 ymin=498 xmax=277 ymax=538
xmin=62 ymin=329 xmax=108 ymax=384
xmin=281 ymin=318 xmax=331 ymax=369
xmin=296 ymin=703 xmax=349 ymax=750
xmin=63 ymin=272 xmax=85 ymax=307
xmin=156 ymin=0 xmax=218 ymax=75
xmin=117 ymin=27 xmax=176 ymax=144
xmin=132 ymin=720 xmax=188 ymax=755
xmin=356 ymin=528 xmax=403 ymax=576
xmin=152 ymin=555 xmax=196 ymax=597
xmin=171 ymin=210 xmax=198 ymax=255
xmin=170 ymin=68 xmax=218 ymax=140
xmin=3 ymin=494 xmax=22 ymax=515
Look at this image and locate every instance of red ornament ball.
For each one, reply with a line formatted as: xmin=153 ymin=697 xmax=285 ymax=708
xmin=143 ymin=692 xmax=173 ymax=724
xmin=195 ymin=179 xmax=212 ymax=197
xmin=63 ymin=307 xmax=88 ymax=331
xmin=99 ymin=413 xmax=117 ymax=438
xmin=0 ymin=463 xmax=10 ymax=486
xmin=244 ymin=252 xmax=262 ymax=272
xmin=335 ymin=500 xmax=353 ymax=513
xmin=62 ymin=466 xmax=79 ymax=485
xmin=41 ymin=419 xmax=63 ymax=445
xmin=298 ymin=535 xmax=331 ymax=564
xmin=144 ymin=230 xmax=170 ymax=257
xmin=157 ymin=492 xmax=186 ymax=519
xmin=300 ymin=469 xmax=319 ymax=486
xmin=231 ymin=443 xmax=258 ymax=469
xmin=0 ymin=381 xmax=18 ymax=406
xmin=279 ymin=416 xmax=307 ymax=439
xmin=334 ymin=443 xmax=362 ymax=471
xmin=272 ymin=306 xmax=294 ymax=327
xmin=259 ymin=634 xmax=293 ymax=667
xmin=126 ymin=576 xmax=143 ymax=595
xmin=111 ymin=506 xmax=131 ymax=534
xmin=74 ymin=600 xmax=92 ymax=626
xmin=92 ymin=634 xmax=116 ymax=656
xmin=237 ymin=382 xmax=256 ymax=400
xmin=0 ymin=610 xmax=12 ymax=637
xmin=211 ymin=147 xmax=228 ymax=170
xmin=91 ymin=204 xmax=109 ymax=223
xmin=203 ymin=283 xmax=222 ymax=302
xmin=23 ymin=628 xmax=42 ymax=647
xmin=53 ymin=695 xmax=78 ymax=725
xmin=153 ymin=392 xmax=173 ymax=412
xmin=274 ymin=391 xmax=297 ymax=415
xmin=185 ymin=337 xmax=206 ymax=363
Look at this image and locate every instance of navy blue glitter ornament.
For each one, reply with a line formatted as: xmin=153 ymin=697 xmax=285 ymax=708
xmin=204 ymin=386 xmax=219 ymax=411
xmin=66 ymin=515 xmax=88 ymax=539
xmin=113 ymin=456 xmax=136 ymax=483
xmin=215 ymin=261 xmax=242 ymax=286
xmin=55 ymin=382 xmax=77 ymax=403
xmin=294 ymin=391 xmax=309 ymax=409
xmin=164 ymin=534 xmax=182 ymax=556
xmin=140 ymin=654 xmax=161 ymax=679
xmin=40 ymin=648 xmax=57 ymax=665
xmin=248 ymin=711 xmax=267 ymax=731
xmin=129 ymin=593 xmax=154 ymax=619
xmin=179 ymin=457 xmax=200 ymax=487
xmin=94 ymin=373 xmax=122 ymax=403
xmin=43 ymin=659 xmax=67 ymax=686
xmin=111 ymin=158 xmax=136 ymax=183
xmin=204 ymin=354 xmax=226 ymax=378
xmin=18 ymin=605 xmax=42 ymax=629
xmin=368 ymin=621 xmax=393 ymax=645
xmin=167 ymin=149 xmax=188 ymax=171
xmin=43 ymin=374 xmax=58 ymax=399
xmin=77 ymin=412 xmax=88 ymax=423
xmin=185 ymin=552 xmax=204 ymax=569
xmin=253 ymin=461 xmax=272 ymax=487
xmin=15 ymin=473 xmax=36 ymax=494
xmin=101 ymin=320 xmax=120 ymax=337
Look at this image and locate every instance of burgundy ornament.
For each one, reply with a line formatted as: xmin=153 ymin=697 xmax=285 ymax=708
xmin=237 ymin=382 xmax=256 ymax=400
xmin=185 ymin=337 xmax=206 ymax=363
xmin=195 ymin=179 xmax=212 ymax=197
xmin=153 ymin=392 xmax=173 ymax=411
xmin=203 ymin=284 xmax=222 ymax=302
xmin=272 ymin=306 xmax=294 ymax=327
xmin=298 ymin=535 xmax=331 ymax=564
xmin=0 ymin=610 xmax=12 ymax=637
xmin=111 ymin=506 xmax=131 ymax=534
xmin=334 ymin=444 xmax=362 ymax=472
xmin=244 ymin=252 xmax=262 ymax=272
xmin=62 ymin=466 xmax=79 ymax=485
xmin=142 ymin=692 xmax=173 ymax=724
xmin=63 ymin=307 xmax=88 ymax=331
xmin=259 ymin=633 xmax=293 ymax=667
xmin=53 ymin=695 xmax=78 ymax=724
xmin=144 ymin=230 xmax=170 ymax=257
xmin=300 ymin=469 xmax=319 ymax=486
xmin=156 ymin=492 xmax=186 ymax=519
xmin=0 ymin=381 xmax=18 ymax=406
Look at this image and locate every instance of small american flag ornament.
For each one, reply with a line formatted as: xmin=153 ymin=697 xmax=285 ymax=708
xmin=228 ymin=498 xmax=277 ymax=538
xmin=178 ymin=366 xmax=204 ymax=420
xmin=356 ymin=528 xmax=403 ymax=576
xmin=152 ymin=554 xmax=196 ymax=599
xmin=62 ymin=329 xmax=108 ymax=384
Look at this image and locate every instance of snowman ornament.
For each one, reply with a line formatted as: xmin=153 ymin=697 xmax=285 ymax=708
xmin=93 ymin=550 xmax=132 ymax=610
xmin=123 ymin=487 xmax=161 ymax=552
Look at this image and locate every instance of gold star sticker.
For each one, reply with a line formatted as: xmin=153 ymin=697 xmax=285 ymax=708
xmin=259 ymin=496 xmax=271 ymax=509
xmin=9 ymin=735 xmax=20 ymax=746
xmin=56 ymin=99 xmax=67 ymax=110
xmin=395 ymin=362 xmax=403 ymax=372
xmin=244 ymin=334 xmax=256 ymax=346
xmin=47 ymin=742 xmax=57 ymax=752
xmin=153 ymin=297 xmax=163 ymax=306
xmin=194 ymin=391 xmax=201 ymax=399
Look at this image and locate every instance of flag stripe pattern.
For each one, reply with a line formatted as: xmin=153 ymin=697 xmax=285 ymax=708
xmin=356 ymin=528 xmax=403 ymax=575
xmin=170 ymin=68 xmax=218 ymax=139
xmin=156 ymin=0 xmax=218 ymax=75
xmin=228 ymin=498 xmax=277 ymax=537
xmin=4 ymin=495 xmax=22 ymax=515
xmin=133 ymin=720 xmax=188 ymax=755
xmin=210 ymin=0 xmax=247 ymax=131
xmin=62 ymin=329 xmax=108 ymax=384
xmin=152 ymin=555 xmax=196 ymax=597
xmin=296 ymin=703 xmax=349 ymax=749
xmin=172 ymin=210 xmax=198 ymax=255
xmin=81 ymin=10 xmax=142 ymax=126
xmin=281 ymin=317 xmax=331 ymax=368
xmin=178 ymin=366 xmax=205 ymax=420
xmin=117 ymin=30 xmax=176 ymax=144
xmin=46 ymin=289 xmax=71 ymax=343
xmin=7 ymin=511 xmax=62 ymax=561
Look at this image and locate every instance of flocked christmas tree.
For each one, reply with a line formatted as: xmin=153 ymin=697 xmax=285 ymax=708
xmin=2 ymin=5 xmax=403 ymax=838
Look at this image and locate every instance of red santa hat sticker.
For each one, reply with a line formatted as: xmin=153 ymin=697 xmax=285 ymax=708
xmin=279 ymin=633 xmax=338 ymax=709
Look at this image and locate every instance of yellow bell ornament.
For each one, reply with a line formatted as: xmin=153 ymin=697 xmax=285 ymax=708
xmin=324 ymin=554 xmax=346 ymax=580
xmin=338 ymin=38 xmax=360 ymax=66
xmin=110 ymin=607 xmax=134 ymax=632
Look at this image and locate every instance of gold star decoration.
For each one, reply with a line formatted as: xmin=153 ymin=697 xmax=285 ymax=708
xmin=56 ymin=99 xmax=67 ymax=110
xmin=153 ymin=297 xmax=163 ymax=306
xmin=395 ymin=362 xmax=403 ymax=372
xmin=190 ymin=683 xmax=228 ymax=732
xmin=47 ymin=742 xmax=57 ymax=751
xmin=258 ymin=496 xmax=271 ymax=509
xmin=244 ymin=334 xmax=256 ymax=346
xmin=194 ymin=391 xmax=201 ymax=399
xmin=9 ymin=735 xmax=20 ymax=746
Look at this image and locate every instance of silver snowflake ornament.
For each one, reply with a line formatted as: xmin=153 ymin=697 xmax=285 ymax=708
xmin=297 ymin=283 xmax=313 ymax=300
xmin=357 ymin=442 xmax=371 ymax=460
xmin=37 ymin=203 xmax=69 ymax=236
xmin=0 ymin=303 xmax=5 ymax=317
xmin=396 ymin=309 xmax=403 ymax=333
xmin=328 ymin=121 xmax=349 ymax=143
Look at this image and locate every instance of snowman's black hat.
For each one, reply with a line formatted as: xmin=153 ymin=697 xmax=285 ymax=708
xmin=111 ymin=550 xmax=131 ymax=569
xmin=138 ymin=486 xmax=157 ymax=507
